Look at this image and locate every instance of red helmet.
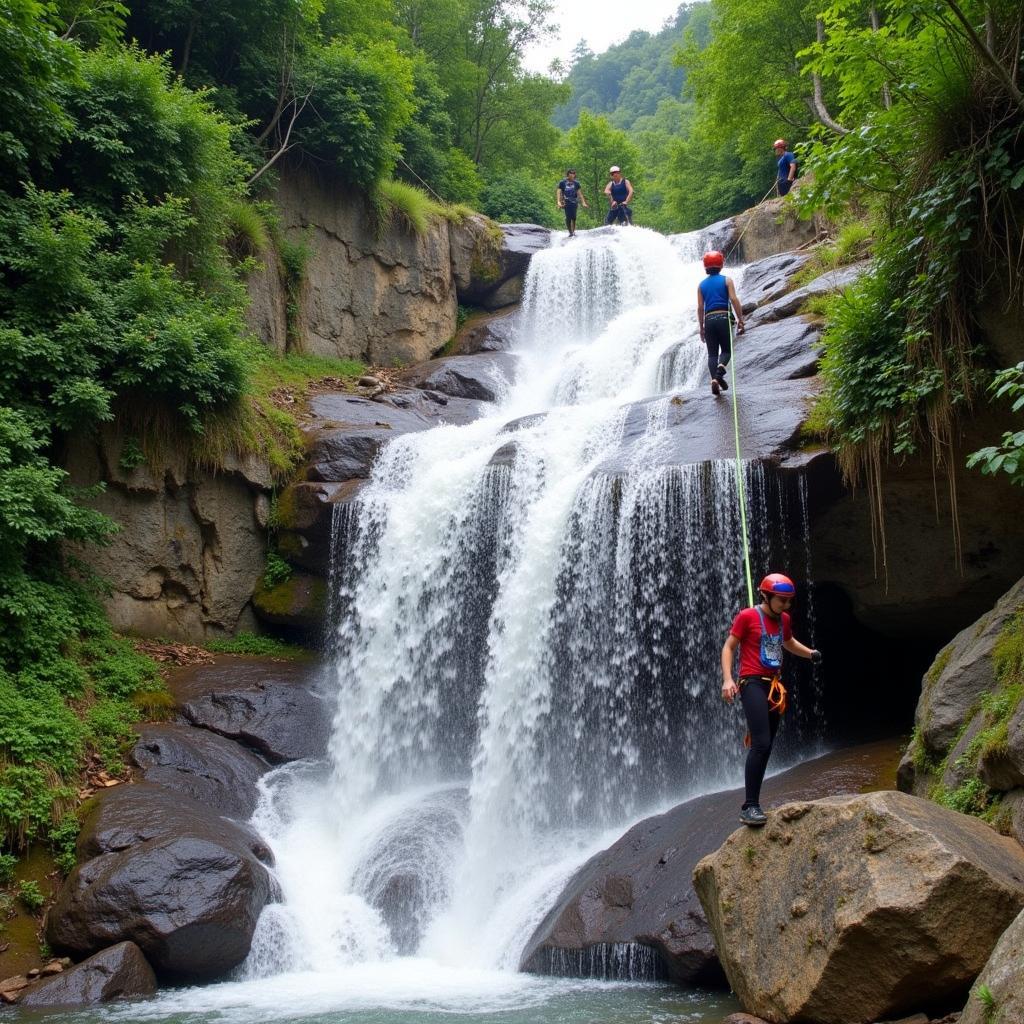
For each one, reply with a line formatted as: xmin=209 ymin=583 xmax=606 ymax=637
xmin=759 ymin=573 xmax=796 ymax=596
xmin=703 ymin=250 xmax=724 ymax=269
xmin=773 ymin=138 xmax=787 ymax=149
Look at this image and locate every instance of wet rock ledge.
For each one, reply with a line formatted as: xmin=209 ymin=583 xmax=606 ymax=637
xmin=8 ymin=658 xmax=330 ymax=1007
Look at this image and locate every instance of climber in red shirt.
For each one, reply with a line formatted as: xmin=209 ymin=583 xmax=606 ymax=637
xmin=720 ymin=573 xmax=822 ymax=827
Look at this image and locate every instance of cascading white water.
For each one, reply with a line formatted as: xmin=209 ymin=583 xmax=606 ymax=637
xmin=243 ymin=226 xmax=819 ymax=988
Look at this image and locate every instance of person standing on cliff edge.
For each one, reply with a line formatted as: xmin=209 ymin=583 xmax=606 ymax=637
xmin=556 ymin=169 xmax=589 ymax=237
xmin=774 ymin=139 xmax=797 ymax=196
xmin=697 ymin=250 xmax=744 ymax=396
xmin=720 ymin=574 xmax=822 ymax=827
xmin=604 ymin=166 xmax=634 ymax=225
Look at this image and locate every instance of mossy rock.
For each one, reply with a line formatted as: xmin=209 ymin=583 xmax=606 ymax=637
xmin=253 ymin=572 xmax=326 ymax=631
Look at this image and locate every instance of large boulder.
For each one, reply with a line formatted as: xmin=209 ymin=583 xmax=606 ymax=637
xmin=252 ymin=570 xmax=327 ymax=633
xmin=747 ymin=262 xmax=870 ymax=327
xmin=521 ymin=742 xmax=901 ymax=984
xmin=306 ymin=391 xmax=485 ymax=484
xmin=131 ymin=724 xmax=268 ymax=819
xmin=739 ymin=252 xmax=814 ymax=313
xmin=47 ymin=785 xmax=276 ymax=981
xmin=18 ymin=942 xmax=156 ymax=1007
xmin=180 ymin=679 xmax=330 ymax=763
xmin=451 ymin=308 xmax=519 ymax=354
xmin=899 ymin=576 xmax=1024 ymax=787
xmin=398 ymin=352 xmax=519 ymax=402
xmin=449 ymin=220 xmax=550 ymax=309
xmin=274 ymin=479 xmax=365 ymax=573
xmin=693 ymin=791 xmax=1024 ymax=1024
xmin=959 ymin=907 xmax=1024 ymax=1024
xmin=731 ymin=192 xmax=819 ymax=263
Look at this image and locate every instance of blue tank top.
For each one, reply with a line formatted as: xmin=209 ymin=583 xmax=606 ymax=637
xmin=699 ymin=273 xmax=729 ymax=312
xmin=609 ymin=178 xmax=629 ymax=202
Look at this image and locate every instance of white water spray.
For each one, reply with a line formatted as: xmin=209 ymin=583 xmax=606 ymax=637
xmin=243 ymin=226 xmax=818 ymax=986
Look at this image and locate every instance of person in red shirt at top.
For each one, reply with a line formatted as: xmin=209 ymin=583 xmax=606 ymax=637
xmin=720 ymin=573 xmax=822 ymax=827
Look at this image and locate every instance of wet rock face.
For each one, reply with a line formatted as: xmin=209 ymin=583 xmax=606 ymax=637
xmin=730 ymin=192 xmax=819 ymax=263
xmin=521 ymin=742 xmax=901 ymax=985
xmin=693 ymin=791 xmax=1024 ymax=1024
xmin=398 ymin=352 xmax=520 ymax=403
xmin=18 ymin=942 xmax=156 ymax=1007
xmin=131 ymin=724 xmax=269 ymax=819
xmin=180 ymin=680 xmax=330 ymax=763
xmin=47 ymin=785 xmax=277 ymax=981
xmin=959 ymin=906 xmax=1024 ymax=1024
xmin=898 ymin=576 xmax=1024 ymax=791
xmin=64 ymin=429 xmax=269 ymax=641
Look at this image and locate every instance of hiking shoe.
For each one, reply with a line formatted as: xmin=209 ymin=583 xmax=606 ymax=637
xmin=710 ymin=378 xmax=721 ymax=396
xmin=740 ymin=805 xmax=767 ymax=827
xmin=717 ymin=365 xmax=729 ymax=390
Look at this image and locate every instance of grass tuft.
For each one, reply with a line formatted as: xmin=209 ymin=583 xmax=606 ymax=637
xmin=374 ymin=179 xmax=445 ymax=236
xmin=205 ymin=632 xmax=311 ymax=659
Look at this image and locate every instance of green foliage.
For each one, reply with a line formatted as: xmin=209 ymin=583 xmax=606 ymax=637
xmin=480 ymin=173 xmax=557 ymax=227
xmin=49 ymin=815 xmax=80 ymax=874
xmin=205 ymin=632 xmax=309 ymax=659
xmin=16 ymin=878 xmax=44 ymax=911
xmin=933 ymin=776 xmax=991 ymax=816
xmin=559 ymin=112 xmax=641 ymax=229
xmin=968 ymin=363 xmax=1024 ymax=486
xmin=0 ymin=852 xmax=16 ymax=883
xmin=263 ymin=552 xmax=293 ymax=589
xmin=297 ymin=40 xmax=415 ymax=183
xmin=976 ymin=983 xmax=997 ymax=1023
xmin=0 ymin=0 xmax=77 ymax=185
xmin=373 ymin=179 xmax=445 ymax=236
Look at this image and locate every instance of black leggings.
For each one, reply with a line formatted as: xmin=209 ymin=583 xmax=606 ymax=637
xmin=740 ymin=677 xmax=781 ymax=807
xmin=704 ymin=315 xmax=732 ymax=378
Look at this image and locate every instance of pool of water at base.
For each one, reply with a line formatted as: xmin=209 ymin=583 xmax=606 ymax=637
xmin=12 ymin=967 xmax=740 ymax=1024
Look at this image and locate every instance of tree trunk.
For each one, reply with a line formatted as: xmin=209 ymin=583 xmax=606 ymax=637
xmin=812 ymin=20 xmax=851 ymax=134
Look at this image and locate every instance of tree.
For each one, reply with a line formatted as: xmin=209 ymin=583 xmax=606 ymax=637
xmin=561 ymin=112 xmax=642 ymax=228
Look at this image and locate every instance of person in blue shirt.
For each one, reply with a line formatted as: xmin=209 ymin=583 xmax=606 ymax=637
xmin=697 ymin=250 xmax=745 ymax=396
xmin=774 ymin=139 xmax=797 ymax=196
xmin=604 ymin=166 xmax=634 ymax=225
xmin=556 ymin=169 xmax=589 ymax=237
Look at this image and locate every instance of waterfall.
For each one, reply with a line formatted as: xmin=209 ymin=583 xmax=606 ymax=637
xmin=244 ymin=226 xmax=820 ymax=981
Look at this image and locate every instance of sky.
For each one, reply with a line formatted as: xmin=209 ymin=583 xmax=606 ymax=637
xmin=522 ymin=0 xmax=685 ymax=74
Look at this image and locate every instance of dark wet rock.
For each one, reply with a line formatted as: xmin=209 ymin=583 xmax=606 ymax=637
xmin=306 ymin=392 xmax=484 ymax=483
xmin=165 ymin=656 xmax=317 ymax=706
xmin=959 ymin=906 xmax=1024 ymax=1024
xmin=500 ymin=412 xmax=547 ymax=434
xmin=399 ymin=352 xmax=519 ymax=402
xmin=697 ymin=217 xmax=739 ymax=254
xmin=252 ymin=570 xmax=327 ymax=633
xmin=521 ymin=742 xmax=901 ymax=984
xmin=181 ymin=680 xmax=330 ymax=763
xmin=739 ymin=316 xmax=820 ymax=381
xmin=452 ymin=307 xmax=519 ymax=354
xmin=694 ymin=791 xmax=1024 ymax=1024
xmin=979 ymin=702 xmax=1024 ymax=791
xmin=739 ymin=251 xmax=814 ymax=313
xmin=18 ymin=942 xmax=156 ymax=1006
xmin=451 ymin=221 xmax=550 ymax=310
xmin=131 ymin=724 xmax=268 ymax=819
xmin=275 ymin=479 xmax=365 ymax=573
xmin=749 ymin=261 xmax=870 ymax=326
xmin=47 ymin=784 xmax=276 ymax=981
xmin=898 ymin=577 xmax=1024 ymax=788
xmin=594 ymin=377 xmax=811 ymax=476
xmin=488 ymin=441 xmax=519 ymax=469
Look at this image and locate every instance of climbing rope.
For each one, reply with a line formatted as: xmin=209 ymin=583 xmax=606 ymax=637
xmin=726 ymin=312 xmax=756 ymax=608
xmin=720 ymin=181 xmax=777 ymax=607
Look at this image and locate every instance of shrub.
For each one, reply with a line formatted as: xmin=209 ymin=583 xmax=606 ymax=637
xmin=16 ymin=879 xmax=44 ymax=911
xmin=373 ymin=179 xmax=444 ymax=236
xmin=480 ymin=173 xmax=556 ymax=226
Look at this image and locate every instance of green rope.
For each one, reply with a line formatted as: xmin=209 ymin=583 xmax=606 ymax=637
xmin=726 ymin=312 xmax=756 ymax=608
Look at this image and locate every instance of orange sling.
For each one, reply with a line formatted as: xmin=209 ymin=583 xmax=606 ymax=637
xmin=742 ymin=675 xmax=787 ymax=747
